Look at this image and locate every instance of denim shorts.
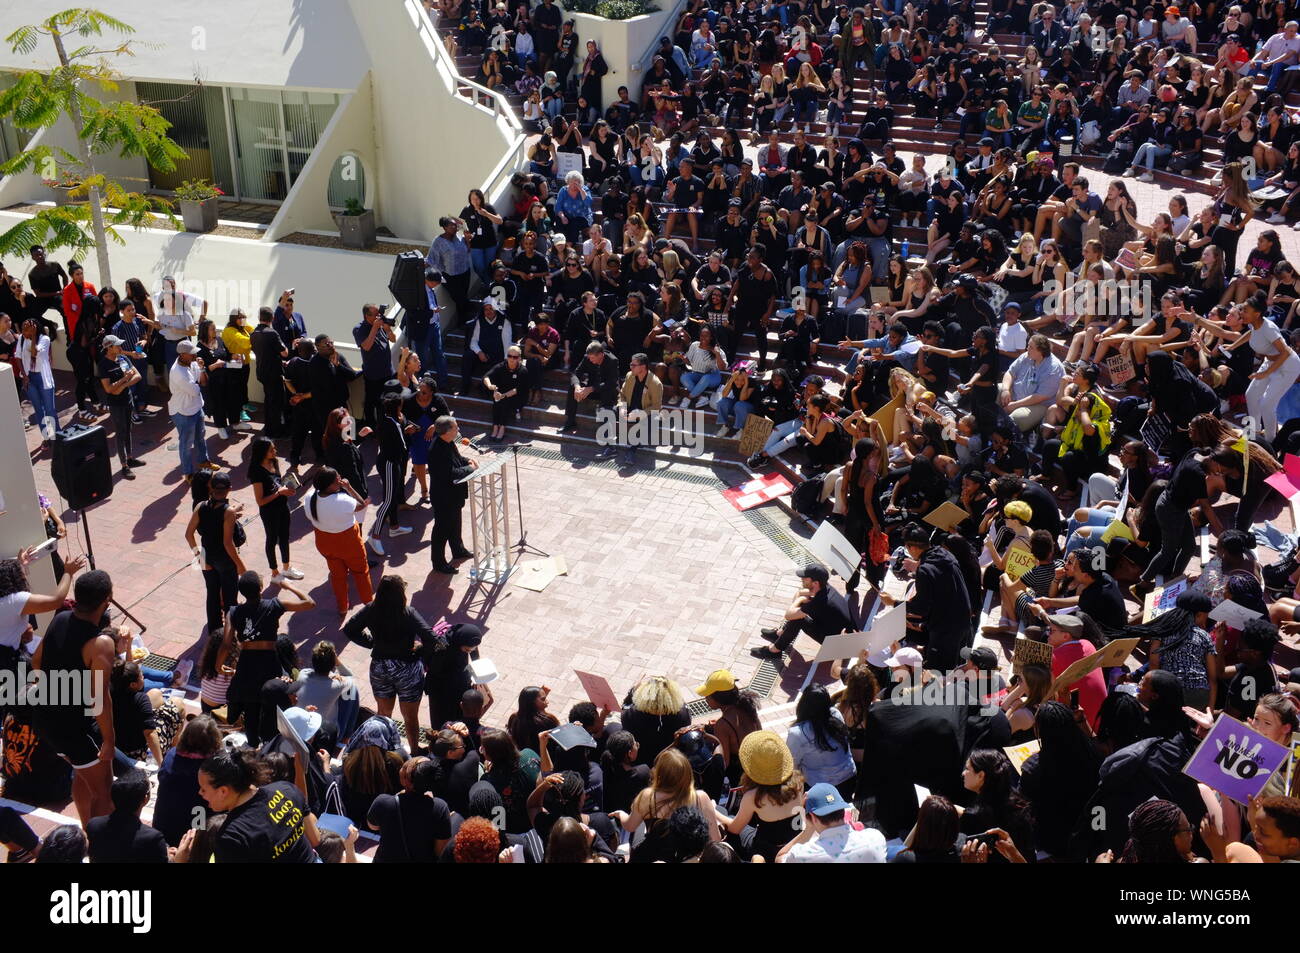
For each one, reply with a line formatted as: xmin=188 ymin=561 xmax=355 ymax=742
xmin=369 ymin=658 xmax=425 ymax=703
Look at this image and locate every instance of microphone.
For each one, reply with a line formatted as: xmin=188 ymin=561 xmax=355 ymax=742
xmin=461 ymin=436 xmax=487 ymax=453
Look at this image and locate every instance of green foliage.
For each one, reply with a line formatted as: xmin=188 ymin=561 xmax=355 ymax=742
xmin=0 ymin=8 xmax=183 ymax=259
xmin=562 ymin=0 xmax=658 ymax=19
xmin=173 ymin=178 xmax=223 ymax=201
xmin=342 ymin=197 xmax=366 ymax=216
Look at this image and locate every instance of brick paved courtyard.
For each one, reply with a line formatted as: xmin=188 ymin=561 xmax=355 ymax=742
xmin=24 ymin=408 xmax=833 ymax=721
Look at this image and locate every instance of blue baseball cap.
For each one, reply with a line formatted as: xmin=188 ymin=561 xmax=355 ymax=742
xmin=1003 ymin=301 xmax=1022 ymax=313
xmin=805 ymin=782 xmax=850 ymax=818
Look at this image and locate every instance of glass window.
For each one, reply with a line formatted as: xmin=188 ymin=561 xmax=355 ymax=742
xmin=229 ymin=87 xmax=288 ymax=201
xmin=327 ymin=153 xmax=367 ymax=209
xmin=136 ymin=81 xmax=233 ymax=196
xmin=282 ymin=91 xmax=339 ymax=188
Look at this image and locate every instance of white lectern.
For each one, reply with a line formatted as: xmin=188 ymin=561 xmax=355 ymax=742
xmin=457 ymin=451 xmax=513 ymax=584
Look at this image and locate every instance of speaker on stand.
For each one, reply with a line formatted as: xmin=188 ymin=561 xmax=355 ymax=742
xmin=388 ymin=250 xmax=428 ymax=313
xmin=51 ymin=424 xmax=113 ymax=510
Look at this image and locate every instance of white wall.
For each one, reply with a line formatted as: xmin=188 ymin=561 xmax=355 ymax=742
xmin=265 ymin=83 xmax=378 ymax=241
xmin=0 ymin=363 xmax=58 ymax=634
xmin=566 ymin=2 xmax=684 ymax=106
xmin=347 ymin=0 xmax=526 ymax=239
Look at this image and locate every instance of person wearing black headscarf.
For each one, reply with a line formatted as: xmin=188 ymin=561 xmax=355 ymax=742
xmin=1143 ymin=350 xmax=1217 ymax=459
xmin=424 ymin=623 xmax=485 ymax=730
xmin=1077 ymin=670 xmax=1205 ymax=857
xmin=1019 ymin=701 xmax=1101 ymax=861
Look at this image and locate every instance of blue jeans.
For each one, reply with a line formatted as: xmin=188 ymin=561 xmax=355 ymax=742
xmin=682 ymin=370 xmax=722 ymax=398
xmin=469 ymin=246 xmax=497 ymax=284
xmin=763 ymin=417 xmax=802 ymax=455
xmin=544 ymin=97 xmax=563 ymax=120
xmin=866 ymin=237 xmax=889 ymax=280
xmin=26 ymin=377 xmax=59 ymax=435
xmin=409 ymin=322 xmax=450 ymax=390
xmin=716 ymin=396 xmax=753 ymax=429
xmin=1067 ymin=505 xmax=1116 ymax=536
xmin=171 ymin=410 xmax=210 ymax=476
xmin=1132 ymin=142 xmax=1172 ymax=170
xmin=1255 ymin=61 xmax=1289 ymax=92
xmin=163 ymin=339 xmax=181 ymax=375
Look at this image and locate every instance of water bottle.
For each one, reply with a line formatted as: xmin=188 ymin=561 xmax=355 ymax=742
xmin=901 ymin=238 xmax=910 ymax=260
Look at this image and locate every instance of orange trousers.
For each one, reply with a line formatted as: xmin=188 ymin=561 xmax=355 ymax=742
xmin=314 ymin=524 xmax=373 ymax=612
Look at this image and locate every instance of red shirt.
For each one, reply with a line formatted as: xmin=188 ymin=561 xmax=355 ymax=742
xmin=1051 ymin=639 xmax=1107 ymax=730
xmin=62 ymin=279 xmax=96 ymax=340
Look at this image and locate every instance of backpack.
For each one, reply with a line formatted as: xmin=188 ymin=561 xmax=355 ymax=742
xmin=791 ymin=475 xmax=826 ymax=517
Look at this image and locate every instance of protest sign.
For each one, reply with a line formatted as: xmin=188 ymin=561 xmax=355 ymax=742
xmin=1142 ymin=577 xmax=1187 ymax=622
xmin=1095 ymin=637 xmax=1140 ymax=668
xmin=807 ymin=519 xmax=861 ymax=581
xmin=1183 ymin=714 xmax=1291 ymax=805
xmin=870 ymin=394 xmax=905 ymax=444
xmin=1012 ymin=636 xmax=1055 ymax=675
xmin=1105 ymin=353 xmax=1136 ymax=386
xmin=575 ymin=670 xmax=622 ymax=711
xmin=1208 ymin=599 xmax=1265 ymax=630
xmin=925 ymin=501 xmax=970 ymax=534
xmin=1140 ymin=412 xmax=1171 ymax=454
xmin=1004 ymin=740 xmax=1041 ymax=774
xmin=1003 ymin=543 xmax=1038 ymax=581
xmin=737 ymin=415 xmax=775 ymax=458
xmin=1049 ymin=647 xmax=1108 ymax=695
xmin=722 ymin=473 xmax=793 ymax=510
xmin=1264 ymin=453 xmax=1300 ymax=500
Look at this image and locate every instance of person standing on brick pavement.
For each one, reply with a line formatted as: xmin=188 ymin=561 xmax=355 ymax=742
xmin=353 ymin=303 xmax=395 ymax=432
xmin=185 ymin=471 xmax=247 ymax=637
xmin=97 ymin=334 xmax=145 ymax=479
xmin=168 ymin=339 xmax=219 ymax=480
xmin=427 ymin=416 xmax=477 ymax=575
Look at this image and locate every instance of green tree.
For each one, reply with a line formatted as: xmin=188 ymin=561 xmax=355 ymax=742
xmin=0 ymin=8 xmax=187 ymax=288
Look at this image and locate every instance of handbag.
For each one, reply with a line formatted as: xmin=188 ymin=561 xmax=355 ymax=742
xmin=316 ymin=781 xmax=353 ymax=841
xmin=868 ymin=528 xmax=890 ymax=565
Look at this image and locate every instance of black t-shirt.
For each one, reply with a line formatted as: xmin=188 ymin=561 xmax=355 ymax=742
xmin=97 ymin=354 xmax=134 ymax=406
xmin=461 ymin=204 xmax=499 ymax=249
xmin=436 ymin=750 xmax=483 ymax=816
xmin=1167 ymin=454 xmax=1208 ymax=509
xmin=1017 ymin=480 xmax=1064 ymax=538
xmin=230 ymin=597 xmax=287 ymax=646
xmin=367 ymin=791 xmax=453 ymax=863
xmin=1079 ymin=573 xmax=1127 ymax=633
xmin=734 ymin=266 xmax=777 ymax=314
xmin=249 ymin=462 xmax=289 ymax=515
xmin=669 ymin=174 xmax=706 ymax=209
xmin=215 ymin=782 xmax=316 ymax=863
xmin=86 ymin=810 xmax=169 ymax=863
xmin=111 ymin=687 xmax=157 ymax=756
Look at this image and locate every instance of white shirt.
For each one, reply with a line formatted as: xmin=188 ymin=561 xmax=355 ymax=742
xmin=304 ymin=489 xmax=362 ymax=533
xmin=997 ymin=320 xmax=1028 ymax=353
xmin=782 ymin=824 xmax=887 ymax=863
xmin=155 ymin=291 xmax=203 ymax=341
xmin=0 ymin=591 xmax=31 ymax=649
xmin=168 ymin=359 xmax=205 ymax=416
xmin=18 ymin=335 xmax=54 ymax=388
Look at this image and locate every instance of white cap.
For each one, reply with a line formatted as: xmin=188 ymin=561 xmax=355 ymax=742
xmin=884 ymin=647 xmax=924 ymax=669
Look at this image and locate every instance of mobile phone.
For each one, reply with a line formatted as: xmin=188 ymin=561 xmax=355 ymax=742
xmin=1070 ymin=690 xmax=1081 ymax=711
xmin=970 ymin=831 xmax=999 ymax=848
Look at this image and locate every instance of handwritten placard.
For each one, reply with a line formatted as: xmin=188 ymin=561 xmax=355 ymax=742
xmin=1004 ymin=739 xmax=1041 ymax=774
xmin=1208 ymin=598 xmax=1264 ymax=630
xmin=1106 ymin=353 xmax=1136 ymax=385
xmin=1183 ymin=714 xmax=1291 ymax=805
xmin=1012 ymin=636 xmax=1054 ymax=675
xmin=574 ymin=670 xmax=622 ymax=712
xmin=808 ymin=519 xmax=861 ymax=581
xmin=1003 ymin=544 xmax=1038 ymax=581
xmin=737 ymin=414 xmax=775 ymax=458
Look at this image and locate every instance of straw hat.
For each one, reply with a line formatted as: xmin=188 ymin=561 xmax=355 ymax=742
xmin=739 ymin=730 xmax=794 ymax=786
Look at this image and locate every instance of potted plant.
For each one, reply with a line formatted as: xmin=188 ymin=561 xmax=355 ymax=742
xmin=337 ymin=197 xmax=376 ymax=249
xmin=42 ymin=172 xmax=85 ymax=206
xmin=175 ymin=178 xmax=223 ymax=232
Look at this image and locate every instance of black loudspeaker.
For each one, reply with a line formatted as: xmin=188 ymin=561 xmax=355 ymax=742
xmin=388 ymin=250 xmax=427 ymax=312
xmin=51 ymin=425 xmax=113 ymax=510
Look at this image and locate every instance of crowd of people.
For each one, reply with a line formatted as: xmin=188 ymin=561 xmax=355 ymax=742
xmin=3 ymin=0 xmax=1300 ymax=865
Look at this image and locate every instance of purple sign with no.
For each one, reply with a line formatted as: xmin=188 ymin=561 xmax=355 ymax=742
xmin=1183 ymin=714 xmax=1291 ymax=805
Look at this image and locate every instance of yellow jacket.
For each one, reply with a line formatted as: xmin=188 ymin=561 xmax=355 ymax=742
xmin=620 ymin=369 xmax=663 ymax=410
xmin=222 ymin=324 xmax=252 ymax=361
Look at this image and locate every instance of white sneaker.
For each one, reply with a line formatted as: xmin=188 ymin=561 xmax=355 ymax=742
xmin=716 ymin=425 xmax=730 ymax=437
xmin=166 ymin=441 xmax=178 ymax=452
xmin=1139 ymin=172 xmax=1154 ymax=183
xmin=678 ymin=395 xmax=691 ymax=407
xmin=388 ymin=525 xmax=413 ymax=537
xmin=694 ymin=395 xmax=710 ymax=408
xmin=282 ymin=567 xmax=305 ymax=580
xmin=367 ymin=535 xmax=386 ymax=557
xmin=217 ymin=427 xmax=229 ymax=439
xmin=1268 ymin=212 xmax=1288 ymax=224
xmin=1122 ymin=168 xmax=1138 ymax=178
xmin=270 ymin=571 xmax=286 ymax=584
xmin=1293 ymin=221 xmax=1300 ymax=231
xmin=233 ymin=421 xmax=252 ymax=431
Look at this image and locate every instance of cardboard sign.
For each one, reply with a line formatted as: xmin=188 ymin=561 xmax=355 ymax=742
xmin=1003 ymin=739 xmax=1041 ymax=774
xmin=1049 ymin=647 xmax=1108 ymax=696
xmin=1142 ymin=577 xmax=1187 ymax=623
xmin=807 ymin=519 xmax=862 ymax=581
xmin=1264 ymin=453 xmax=1300 ymax=500
xmin=1105 ymin=352 xmax=1136 ymax=385
xmin=1183 ymin=714 xmax=1291 ymax=805
xmin=814 ymin=628 xmax=884 ymax=664
xmin=1208 ymin=598 xmax=1264 ymax=630
xmin=870 ymin=394 xmax=905 ymax=444
xmin=881 ymin=569 xmax=912 ymax=602
xmin=1003 ymin=543 xmax=1038 ymax=581
xmin=737 ymin=414 xmax=775 ymax=458
xmin=1095 ymin=637 xmax=1140 ymax=668
xmin=574 ymin=670 xmax=622 ymax=712
xmin=722 ymin=473 xmax=793 ymax=510
xmin=1012 ymin=636 xmax=1055 ymax=675
xmin=924 ymin=501 xmax=970 ymax=534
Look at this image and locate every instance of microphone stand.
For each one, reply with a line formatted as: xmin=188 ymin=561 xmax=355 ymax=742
xmin=77 ymin=507 xmax=147 ymax=634
xmin=507 ymin=443 xmax=549 ymax=558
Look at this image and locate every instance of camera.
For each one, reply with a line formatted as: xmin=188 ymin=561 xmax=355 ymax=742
xmin=379 ymin=303 xmax=395 ymax=325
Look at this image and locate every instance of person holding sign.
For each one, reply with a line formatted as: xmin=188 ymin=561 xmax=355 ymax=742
xmin=989 ymin=529 xmax=1062 ymax=635
xmin=1045 ymin=614 xmax=1107 ymax=729
xmin=902 ymin=523 xmax=972 ymax=672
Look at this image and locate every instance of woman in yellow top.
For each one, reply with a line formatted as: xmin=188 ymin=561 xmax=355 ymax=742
xmin=221 ymin=308 xmax=253 ymax=430
xmin=1041 ymin=362 xmax=1112 ymax=500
